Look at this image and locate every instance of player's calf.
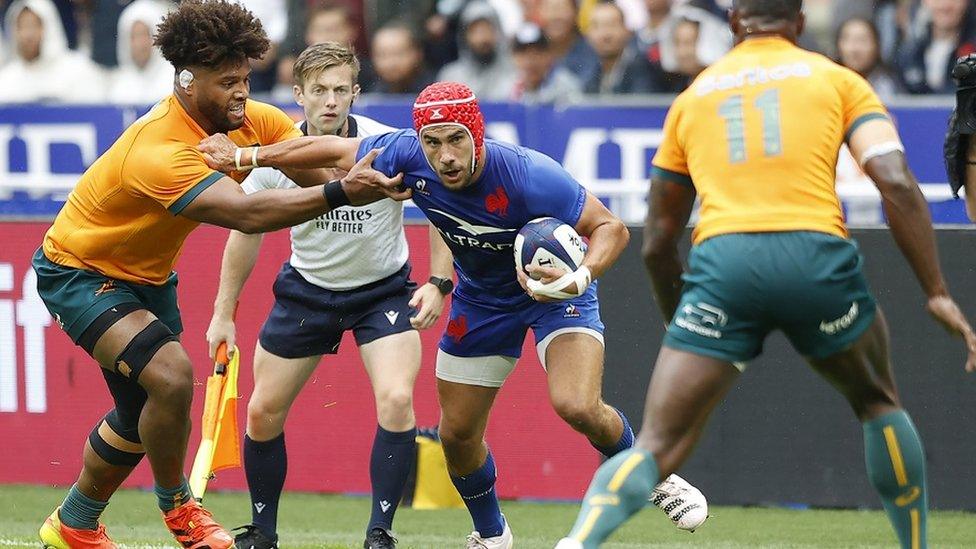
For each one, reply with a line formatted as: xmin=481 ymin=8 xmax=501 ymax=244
xmin=561 ymin=448 xmax=659 ymax=549
xmin=863 ymin=410 xmax=928 ymax=549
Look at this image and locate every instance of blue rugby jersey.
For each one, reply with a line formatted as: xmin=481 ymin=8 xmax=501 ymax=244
xmin=358 ymin=130 xmax=586 ymax=307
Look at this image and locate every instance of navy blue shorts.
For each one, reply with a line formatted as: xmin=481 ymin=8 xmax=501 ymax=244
xmin=439 ymin=282 xmax=604 ymax=359
xmin=258 ymin=263 xmax=417 ymax=359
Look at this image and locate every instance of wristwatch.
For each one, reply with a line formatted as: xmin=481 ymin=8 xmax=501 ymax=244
xmin=429 ymin=276 xmax=454 ymax=296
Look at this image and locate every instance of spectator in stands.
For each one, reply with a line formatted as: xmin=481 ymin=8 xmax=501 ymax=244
xmin=509 ymin=22 xmax=581 ymax=103
xmin=91 ymin=0 xmax=137 ymax=68
xmin=423 ymin=4 xmax=462 ymax=71
xmin=0 ymin=0 xmax=77 ymax=51
xmin=107 ymin=0 xmax=173 ymax=104
xmin=583 ymin=0 xmax=665 ymax=94
xmin=635 ymin=0 xmax=673 ymax=64
xmin=671 ymin=17 xmax=705 ymax=85
xmin=870 ymin=0 xmax=910 ymax=64
xmin=0 ymin=0 xmax=104 ymax=103
xmin=426 ymin=0 xmax=525 ymax=72
xmin=369 ymin=0 xmax=436 ymax=40
xmin=540 ymin=0 xmax=600 ymax=83
xmin=898 ymin=0 xmax=976 ymax=94
xmin=273 ymin=2 xmax=375 ymax=102
xmin=836 ymin=17 xmax=904 ymax=102
xmin=91 ymin=0 xmax=178 ymax=69
xmin=828 ymin=0 xmax=873 ymax=49
xmin=364 ymin=22 xmax=435 ymax=94
xmin=438 ymin=2 xmax=517 ymax=101
xmin=659 ymin=2 xmax=731 ymax=76
xmin=580 ymin=0 xmax=649 ymax=32
xmin=236 ymin=0 xmax=296 ymax=94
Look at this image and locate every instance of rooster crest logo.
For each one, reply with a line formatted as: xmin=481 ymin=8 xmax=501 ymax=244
xmin=485 ymin=186 xmax=509 ymax=217
xmin=446 ymin=315 xmax=468 ymax=343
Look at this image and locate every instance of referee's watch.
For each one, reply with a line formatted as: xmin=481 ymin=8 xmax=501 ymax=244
xmin=429 ymin=276 xmax=454 ymax=296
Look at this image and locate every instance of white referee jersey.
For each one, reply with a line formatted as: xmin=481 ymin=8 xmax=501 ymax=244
xmin=241 ymin=114 xmax=409 ymax=291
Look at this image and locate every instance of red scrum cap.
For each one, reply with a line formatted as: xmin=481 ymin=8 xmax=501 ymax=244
xmin=413 ymin=81 xmax=485 ymax=172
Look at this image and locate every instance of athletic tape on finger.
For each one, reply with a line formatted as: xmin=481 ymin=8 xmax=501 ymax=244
xmin=527 ymin=266 xmax=592 ymax=300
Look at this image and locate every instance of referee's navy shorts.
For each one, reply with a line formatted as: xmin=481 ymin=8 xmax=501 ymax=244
xmin=259 ymin=262 xmax=417 ymax=359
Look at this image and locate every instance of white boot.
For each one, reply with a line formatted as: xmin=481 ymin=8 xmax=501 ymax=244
xmin=650 ymin=474 xmax=709 ymax=531
xmin=465 ymin=515 xmax=513 ymax=548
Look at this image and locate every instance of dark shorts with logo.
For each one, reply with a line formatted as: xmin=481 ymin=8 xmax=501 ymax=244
xmin=664 ymin=232 xmax=877 ymax=362
xmin=32 ymin=248 xmax=183 ymax=344
xmin=258 ymin=262 xmax=417 ymax=359
xmin=438 ymin=282 xmax=604 ymax=358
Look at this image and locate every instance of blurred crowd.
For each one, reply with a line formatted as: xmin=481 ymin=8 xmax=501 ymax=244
xmin=0 ymin=0 xmax=973 ymax=105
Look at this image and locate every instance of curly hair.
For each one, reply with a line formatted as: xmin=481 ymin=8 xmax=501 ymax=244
xmin=155 ymin=0 xmax=270 ymax=70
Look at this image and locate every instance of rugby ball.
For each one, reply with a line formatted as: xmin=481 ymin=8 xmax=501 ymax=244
xmin=514 ymin=217 xmax=586 ymax=280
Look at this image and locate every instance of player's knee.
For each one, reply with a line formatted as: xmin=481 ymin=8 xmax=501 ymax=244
xmin=438 ymin=423 xmax=481 ymax=452
xmin=246 ymin=394 xmax=290 ymax=436
xmin=88 ymin=411 xmax=145 ymax=467
xmin=551 ymin=396 xmax=599 ymax=430
xmin=375 ymin=387 xmax=414 ymax=421
xmin=140 ymin=351 xmax=193 ymax=410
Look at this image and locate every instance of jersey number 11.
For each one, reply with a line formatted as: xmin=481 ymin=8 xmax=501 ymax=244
xmin=718 ymin=88 xmax=782 ymax=164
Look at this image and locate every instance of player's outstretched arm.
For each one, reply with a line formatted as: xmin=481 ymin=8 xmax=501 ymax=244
xmin=180 ymin=150 xmax=407 ymax=233
xmin=642 ymin=178 xmax=696 ymax=324
xmin=198 ymin=133 xmax=362 ymax=172
xmin=854 ymin=119 xmax=976 ymax=371
xmin=206 ymin=230 xmax=263 ymax=360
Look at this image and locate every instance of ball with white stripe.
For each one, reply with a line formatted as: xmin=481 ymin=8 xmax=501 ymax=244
xmin=514 ymin=217 xmax=586 ymax=280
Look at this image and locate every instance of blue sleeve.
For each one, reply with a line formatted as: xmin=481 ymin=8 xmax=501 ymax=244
xmin=356 ymin=129 xmax=412 ymax=178
xmin=522 ymin=150 xmax=587 ymax=226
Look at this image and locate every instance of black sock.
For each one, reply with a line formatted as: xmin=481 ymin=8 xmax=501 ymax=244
xmin=367 ymin=425 xmax=417 ymax=532
xmin=244 ymin=433 xmax=286 ymax=539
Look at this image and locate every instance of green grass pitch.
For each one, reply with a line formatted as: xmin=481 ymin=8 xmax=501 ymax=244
xmin=4 ymin=485 xmax=974 ymax=548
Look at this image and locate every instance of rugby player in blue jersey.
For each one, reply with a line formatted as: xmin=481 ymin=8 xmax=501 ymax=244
xmin=198 ymin=81 xmax=708 ymax=548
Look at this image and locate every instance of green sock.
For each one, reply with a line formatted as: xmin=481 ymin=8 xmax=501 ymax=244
xmin=59 ymin=484 xmax=109 ymax=530
xmin=155 ymin=477 xmax=193 ymax=512
xmin=863 ymin=410 xmax=927 ymax=549
xmin=567 ymin=448 xmax=659 ymax=548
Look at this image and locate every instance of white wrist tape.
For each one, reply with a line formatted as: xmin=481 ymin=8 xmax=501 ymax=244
xmin=527 ymin=266 xmax=592 ymax=300
xmin=234 ymin=147 xmax=259 ymax=171
xmin=859 ymin=141 xmax=905 ymax=167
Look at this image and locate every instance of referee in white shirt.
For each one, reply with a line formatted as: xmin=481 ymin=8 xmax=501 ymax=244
xmin=206 ymin=42 xmax=454 ymax=549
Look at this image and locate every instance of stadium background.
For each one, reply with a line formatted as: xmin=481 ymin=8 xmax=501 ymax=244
xmin=0 ymin=97 xmax=974 ymax=513
xmin=1 ymin=0 xmax=975 ymax=530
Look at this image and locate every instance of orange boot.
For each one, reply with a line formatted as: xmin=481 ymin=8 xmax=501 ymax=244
xmin=162 ymin=500 xmax=234 ymax=549
xmin=39 ymin=507 xmax=117 ymax=549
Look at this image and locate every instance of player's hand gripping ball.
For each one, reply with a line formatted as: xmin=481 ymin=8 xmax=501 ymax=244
xmin=514 ymin=217 xmax=586 ymax=280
